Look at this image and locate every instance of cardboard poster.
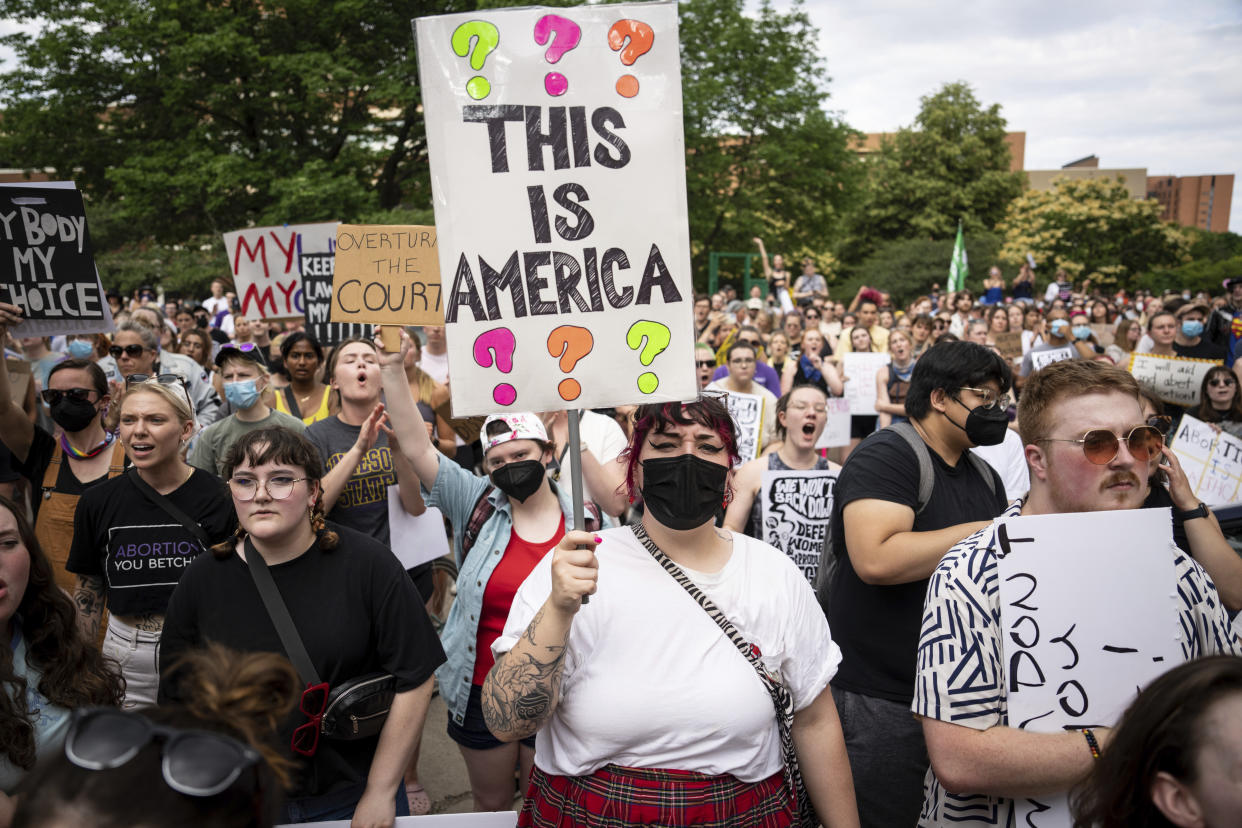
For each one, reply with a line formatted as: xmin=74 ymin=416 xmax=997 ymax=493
xmin=1089 ymin=323 xmax=1115 ymax=348
xmin=814 ymin=398 xmax=851 ymax=449
xmin=416 ymin=3 xmax=696 ymax=415
xmin=1169 ymin=414 xmax=1242 ymax=507
xmin=223 ymin=222 xmax=338 ymax=321
xmin=997 ymin=509 xmax=1182 ymax=825
xmin=331 ymin=225 xmax=444 ymax=327
xmin=723 ymin=389 xmax=765 ymax=462
xmin=841 ymin=352 xmax=890 ymax=416
xmin=992 ymin=331 xmax=1023 ymax=360
xmin=296 ymin=221 xmax=371 ymax=345
xmin=6 ymin=359 xmax=31 ymax=405
xmin=1128 ymin=352 xmax=1222 ymax=407
xmin=0 ymin=183 xmax=112 ymax=337
xmin=760 ymin=469 xmax=838 ymax=584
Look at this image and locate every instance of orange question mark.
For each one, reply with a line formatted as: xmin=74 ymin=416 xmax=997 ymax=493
xmin=547 ymin=326 xmax=594 ymax=401
xmin=607 ymin=19 xmax=655 ymax=98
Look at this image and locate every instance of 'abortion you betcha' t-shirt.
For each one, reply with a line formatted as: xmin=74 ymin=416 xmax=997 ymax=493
xmin=66 ymin=469 xmax=237 ymax=617
xmin=305 ymin=416 xmax=397 ymax=547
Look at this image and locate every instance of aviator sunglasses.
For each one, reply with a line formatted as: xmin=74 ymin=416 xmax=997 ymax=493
xmin=1038 ymin=425 xmax=1163 ymax=465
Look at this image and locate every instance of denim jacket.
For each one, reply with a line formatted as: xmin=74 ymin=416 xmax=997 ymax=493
xmin=426 ymin=457 xmax=612 ymax=724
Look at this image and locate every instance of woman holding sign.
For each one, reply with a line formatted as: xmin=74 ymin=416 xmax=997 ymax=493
xmin=479 ymin=397 xmax=858 ymax=828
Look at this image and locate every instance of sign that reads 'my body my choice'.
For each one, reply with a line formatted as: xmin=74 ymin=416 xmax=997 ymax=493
xmin=416 ymin=3 xmax=696 ymax=415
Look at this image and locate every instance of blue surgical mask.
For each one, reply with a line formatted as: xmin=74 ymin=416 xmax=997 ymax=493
xmin=67 ymin=340 xmax=95 ymax=359
xmin=1049 ymin=319 xmax=1070 ymax=337
xmin=224 ymin=379 xmax=261 ymax=409
xmin=1072 ymin=325 xmax=1092 ymax=341
xmin=1182 ymin=320 xmax=1205 ymax=338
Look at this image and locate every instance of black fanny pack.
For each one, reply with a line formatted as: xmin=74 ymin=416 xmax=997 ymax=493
xmin=243 ymin=536 xmax=395 ymax=742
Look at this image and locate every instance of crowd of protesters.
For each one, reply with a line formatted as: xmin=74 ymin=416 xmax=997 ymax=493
xmin=0 ymin=250 xmax=1240 ymax=828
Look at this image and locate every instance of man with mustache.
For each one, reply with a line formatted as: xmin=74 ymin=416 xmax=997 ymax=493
xmin=911 ymin=360 xmax=1241 ymax=827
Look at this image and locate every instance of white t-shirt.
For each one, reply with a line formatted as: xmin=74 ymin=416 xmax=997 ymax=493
xmin=704 ymin=379 xmax=779 ymax=451
xmin=493 ymin=527 xmax=841 ymax=781
xmin=970 ymin=428 xmax=1030 ymax=502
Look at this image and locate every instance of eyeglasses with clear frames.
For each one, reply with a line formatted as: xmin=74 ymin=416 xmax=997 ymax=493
xmin=957 ymin=386 xmax=1012 ymax=410
xmin=228 ymin=475 xmax=308 ymax=502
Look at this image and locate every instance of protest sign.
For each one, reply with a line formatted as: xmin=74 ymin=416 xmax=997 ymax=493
xmin=386 ymin=490 xmax=453 ymax=569
xmin=1128 ymin=352 xmax=1221 ymax=407
xmin=331 ymin=225 xmax=443 ymax=330
xmin=0 ymin=184 xmax=111 ymax=337
xmin=295 ymin=222 xmax=370 ymax=345
xmin=6 ymin=359 xmax=31 ymax=406
xmin=760 ymin=469 xmax=838 ymax=584
xmin=1030 ymin=344 xmax=1076 ymax=371
xmin=814 ymin=398 xmax=851 ymax=449
xmin=415 ymin=3 xmax=696 ymax=415
xmin=1169 ymin=414 xmax=1242 ymax=507
xmin=997 ymin=508 xmax=1182 ymax=825
xmin=723 ymin=389 xmax=765 ymax=462
xmin=992 ymin=331 xmax=1023 ymax=361
xmin=841 ymin=352 xmax=890 ymax=416
xmin=223 ymin=222 xmax=337 ymax=321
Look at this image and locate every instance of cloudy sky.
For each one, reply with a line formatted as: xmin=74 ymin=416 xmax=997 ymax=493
xmin=784 ymin=0 xmax=1242 ymax=232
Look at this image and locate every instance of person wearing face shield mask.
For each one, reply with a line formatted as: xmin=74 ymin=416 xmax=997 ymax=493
xmin=187 ymin=345 xmax=305 ymax=476
xmin=472 ymin=396 xmax=858 ymax=828
xmin=0 ymin=303 xmax=128 ymax=594
xmin=373 ymin=329 xmax=612 ymax=814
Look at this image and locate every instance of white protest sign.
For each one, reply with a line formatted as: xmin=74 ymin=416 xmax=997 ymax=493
xmin=723 ymin=389 xmax=765 ymax=462
xmin=386 ymin=490 xmax=453 ymax=570
xmin=1169 ymin=414 xmax=1242 ymax=507
xmin=841 ymin=352 xmax=889 ymax=416
xmin=0 ymin=180 xmax=114 ymax=338
xmin=222 ymin=222 xmax=338 ymax=321
xmin=997 ymin=508 xmax=1182 ymax=826
xmin=814 ymin=397 xmax=851 ymax=448
xmin=760 ymin=469 xmax=838 ymax=584
xmin=1128 ymin=352 xmax=1221 ymax=407
xmin=416 ymin=3 xmax=696 ymax=415
xmin=1030 ymin=344 xmax=1076 ymax=371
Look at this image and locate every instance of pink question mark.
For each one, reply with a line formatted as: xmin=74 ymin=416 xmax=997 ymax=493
xmin=473 ymin=327 xmax=517 ymax=406
xmin=534 ymin=14 xmax=581 ymax=97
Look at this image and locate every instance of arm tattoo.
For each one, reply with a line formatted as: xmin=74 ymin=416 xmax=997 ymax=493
xmin=481 ymin=607 xmax=567 ymax=740
xmin=74 ymin=576 xmax=106 ymax=640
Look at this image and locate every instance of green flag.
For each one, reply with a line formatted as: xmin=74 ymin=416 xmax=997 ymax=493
xmin=948 ymin=221 xmax=968 ymax=293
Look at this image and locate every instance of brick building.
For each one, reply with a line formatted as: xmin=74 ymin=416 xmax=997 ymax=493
xmin=1146 ymin=174 xmax=1234 ymax=233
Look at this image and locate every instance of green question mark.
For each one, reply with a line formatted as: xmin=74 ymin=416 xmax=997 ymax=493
xmin=626 ymin=320 xmax=672 ymax=394
xmin=452 ymin=21 xmax=501 ymax=100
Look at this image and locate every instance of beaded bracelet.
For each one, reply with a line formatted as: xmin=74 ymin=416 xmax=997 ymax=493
xmin=1081 ymin=728 xmax=1101 ymax=760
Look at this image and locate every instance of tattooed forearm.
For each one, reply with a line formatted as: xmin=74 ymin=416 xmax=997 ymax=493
xmin=481 ymin=605 xmax=571 ymax=741
xmin=74 ymin=575 xmax=106 ymax=640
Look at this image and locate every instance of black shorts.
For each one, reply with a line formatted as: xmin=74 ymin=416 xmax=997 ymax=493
xmin=447 ymin=683 xmax=537 ymax=751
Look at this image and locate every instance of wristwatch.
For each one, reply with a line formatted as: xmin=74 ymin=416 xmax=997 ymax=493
xmin=1175 ymin=502 xmax=1210 ymax=522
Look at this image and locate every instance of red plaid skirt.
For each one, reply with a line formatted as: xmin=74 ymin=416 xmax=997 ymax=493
xmin=518 ymin=763 xmax=795 ymax=827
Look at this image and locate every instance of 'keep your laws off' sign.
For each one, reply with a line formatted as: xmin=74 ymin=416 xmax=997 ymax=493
xmin=415 ymin=2 xmax=696 ymax=415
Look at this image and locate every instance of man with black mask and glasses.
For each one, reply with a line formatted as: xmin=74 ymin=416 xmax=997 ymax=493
xmin=819 ymin=340 xmax=1011 ymax=828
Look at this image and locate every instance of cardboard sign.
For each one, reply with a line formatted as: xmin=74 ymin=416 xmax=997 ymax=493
xmin=992 ymin=331 xmax=1023 ymax=360
xmin=1169 ymin=414 xmax=1242 ymax=507
xmin=997 ymin=509 xmax=1182 ymax=825
xmin=1030 ymin=344 xmax=1076 ymax=371
xmin=814 ymin=398 xmax=851 ymax=448
xmin=841 ymin=352 xmax=890 ymax=416
xmin=297 ymin=222 xmax=371 ymax=345
xmin=1090 ymin=323 xmax=1115 ymax=348
xmin=6 ymin=359 xmax=31 ymax=405
xmin=223 ymin=222 xmax=338 ymax=320
xmin=416 ymin=3 xmax=696 ymax=415
xmin=331 ymin=225 xmax=443 ymax=327
xmin=760 ymin=469 xmax=838 ymax=584
xmin=1128 ymin=352 xmax=1222 ymax=407
xmin=723 ymin=389 xmax=765 ymax=462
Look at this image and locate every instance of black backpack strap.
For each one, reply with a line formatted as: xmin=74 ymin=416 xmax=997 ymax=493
xmin=889 ymin=421 xmax=935 ymax=515
xmin=460 ymin=486 xmax=497 ymax=563
xmin=242 ymin=535 xmax=322 ymax=687
xmin=126 ymin=468 xmax=211 ymax=548
xmin=963 ymin=450 xmax=1000 ymax=500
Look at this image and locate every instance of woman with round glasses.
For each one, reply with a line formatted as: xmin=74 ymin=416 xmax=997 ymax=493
xmin=0 ymin=494 xmax=123 ymax=814
xmin=1195 ymin=366 xmax=1242 ymax=439
xmin=66 ymin=379 xmax=235 ymax=710
xmin=160 ymin=426 xmax=444 ymax=824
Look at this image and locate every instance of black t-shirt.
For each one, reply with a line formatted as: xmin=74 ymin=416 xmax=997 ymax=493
xmin=10 ymin=427 xmax=120 ymax=521
xmin=826 ymin=427 xmax=1007 ymax=704
xmin=305 ymin=416 xmax=396 ymax=547
xmin=158 ymin=523 xmax=446 ymax=797
xmin=66 ymin=468 xmax=237 ymax=616
xmin=1174 ymin=338 xmax=1227 ymax=361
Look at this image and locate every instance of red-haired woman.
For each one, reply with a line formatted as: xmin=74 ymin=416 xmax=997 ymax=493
xmin=479 ymin=397 xmax=859 ymax=828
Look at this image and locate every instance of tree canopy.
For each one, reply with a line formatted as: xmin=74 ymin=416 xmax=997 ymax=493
xmin=997 ymin=175 xmax=1191 ymax=288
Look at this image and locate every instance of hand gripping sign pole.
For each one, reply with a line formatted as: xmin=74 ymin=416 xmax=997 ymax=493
xmin=567 ymin=409 xmax=590 ymax=605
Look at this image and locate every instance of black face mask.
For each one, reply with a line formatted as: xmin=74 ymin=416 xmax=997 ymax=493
xmin=947 ymin=398 xmax=1009 ymax=447
xmin=50 ymin=397 xmax=100 ymax=433
xmin=490 ymin=459 xmax=545 ymax=503
xmin=641 ymin=454 xmax=728 ymax=531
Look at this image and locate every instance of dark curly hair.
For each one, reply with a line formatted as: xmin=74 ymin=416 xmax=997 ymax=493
xmin=0 ymin=496 xmax=124 ymax=771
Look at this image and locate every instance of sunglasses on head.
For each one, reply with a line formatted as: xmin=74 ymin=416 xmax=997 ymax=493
xmin=65 ymin=708 xmax=259 ymax=797
xmin=221 ymin=342 xmax=260 ymax=354
xmin=1039 ymin=425 xmax=1163 ymax=465
xmin=41 ymin=387 xmax=96 ymax=406
xmin=109 ymin=344 xmax=148 ymax=359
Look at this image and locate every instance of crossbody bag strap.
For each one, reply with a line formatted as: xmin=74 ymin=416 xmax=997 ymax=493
xmin=242 ymin=535 xmax=322 ymax=687
xmin=126 ymin=468 xmax=211 ymax=548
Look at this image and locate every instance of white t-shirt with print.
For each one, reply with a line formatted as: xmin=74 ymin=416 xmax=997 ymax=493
xmin=493 ymin=526 xmax=841 ymax=781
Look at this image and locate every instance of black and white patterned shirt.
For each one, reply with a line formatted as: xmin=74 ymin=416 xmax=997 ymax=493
xmin=912 ymin=502 xmax=1241 ymax=827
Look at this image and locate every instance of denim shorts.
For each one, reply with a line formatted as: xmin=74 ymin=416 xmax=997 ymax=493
xmin=447 ymin=683 xmax=536 ymax=751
